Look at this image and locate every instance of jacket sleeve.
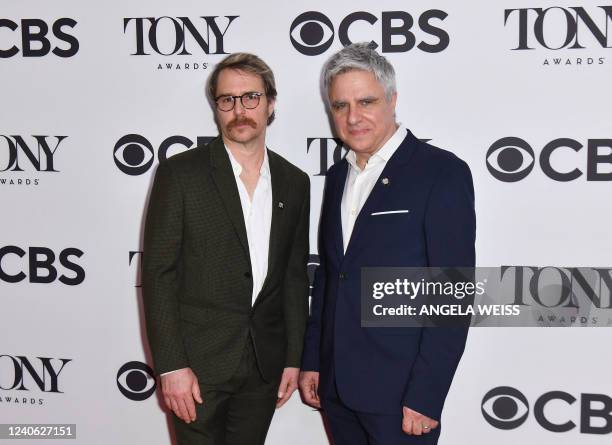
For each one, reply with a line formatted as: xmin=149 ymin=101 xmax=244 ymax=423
xmin=402 ymin=158 xmax=476 ymax=420
xmin=283 ymin=174 xmax=311 ymax=367
xmin=301 ymin=174 xmax=331 ymax=372
xmin=142 ymin=161 xmax=190 ymax=375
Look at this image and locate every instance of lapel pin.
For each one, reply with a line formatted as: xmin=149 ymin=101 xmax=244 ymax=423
xmin=381 ymin=177 xmax=390 ymax=185
xmin=278 ymin=201 xmax=284 ymax=209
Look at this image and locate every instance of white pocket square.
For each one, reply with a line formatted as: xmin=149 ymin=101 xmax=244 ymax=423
xmin=370 ymin=210 xmax=410 ymax=216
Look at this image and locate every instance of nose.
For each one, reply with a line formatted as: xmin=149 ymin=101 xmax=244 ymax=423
xmin=347 ymin=104 xmax=361 ymax=125
xmin=233 ymin=97 xmax=246 ymax=116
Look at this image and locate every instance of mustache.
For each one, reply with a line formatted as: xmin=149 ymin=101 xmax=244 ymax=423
xmin=227 ymin=117 xmax=257 ymax=130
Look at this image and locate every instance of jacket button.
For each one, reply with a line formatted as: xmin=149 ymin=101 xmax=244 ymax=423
xmin=339 ymin=273 xmax=347 ymax=279
xmin=244 ymin=272 xmax=252 ymax=278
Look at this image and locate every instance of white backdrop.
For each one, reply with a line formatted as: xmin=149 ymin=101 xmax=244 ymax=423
xmin=2 ymin=1 xmax=611 ymax=444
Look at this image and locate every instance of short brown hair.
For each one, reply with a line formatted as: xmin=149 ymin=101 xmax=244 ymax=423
xmin=207 ymin=53 xmax=277 ymax=125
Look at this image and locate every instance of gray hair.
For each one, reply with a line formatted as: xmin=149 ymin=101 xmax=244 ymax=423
xmin=321 ymin=42 xmax=396 ymax=107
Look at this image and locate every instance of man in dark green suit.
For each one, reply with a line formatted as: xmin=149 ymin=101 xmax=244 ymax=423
xmin=142 ymin=53 xmax=310 ymax=445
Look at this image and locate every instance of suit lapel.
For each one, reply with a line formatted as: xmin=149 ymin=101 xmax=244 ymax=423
xmin=255 ymin=150 xmax=287 ymax=304
xmin=344 ymin=132 xmax=418 ymax=257
xmin=331 ymin=160 xmax=348 ymax=260
xmin=209 ymin=138 xmax=251 ymax=260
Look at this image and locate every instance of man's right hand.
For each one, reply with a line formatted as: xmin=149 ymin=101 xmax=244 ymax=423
xmin=299 ymin=371 xmax=321 ymax=408
xmin=160 ymin=367 xmax=203 ymax=423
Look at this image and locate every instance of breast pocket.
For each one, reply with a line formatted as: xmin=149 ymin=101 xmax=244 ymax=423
xmin=368 ymin=209 xmax=412 ymax=229
xmin=366 ymin=208 xmax=418 ymax=251
xmin=370 ymin=209 xmax=410 ymax=216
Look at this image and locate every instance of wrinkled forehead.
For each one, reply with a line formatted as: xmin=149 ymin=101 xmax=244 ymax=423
xmin=328 ymin=69 xmax=384 ymax=98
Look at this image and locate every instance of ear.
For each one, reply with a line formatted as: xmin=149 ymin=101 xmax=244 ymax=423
xmin=267 ymin=97 xmax=276 ymax=118
xmin=389 ymin=92 xmax=397 ymax=108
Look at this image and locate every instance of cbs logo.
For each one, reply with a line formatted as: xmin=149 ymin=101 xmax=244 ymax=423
xmin=481 ymin=386 xmax=529 ymax=430
xmin=0 ymin=246 xmax=84 ymax=285
xmin=113 ymin=134 xmax=214 ymax=176
xmin=116 ymin=361 xmax=157 ymax=401
xmin=0 ymin=18 xmax=78 ymax=58
xmin=482 ymin=386 xmax=612 ymax=434
xmin=486 ymin=137 xmax=612 ymax=182
xmin=290 ymin=10 xmax=449 ymax=56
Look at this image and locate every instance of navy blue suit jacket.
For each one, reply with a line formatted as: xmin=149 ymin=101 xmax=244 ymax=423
xmin=302 ymin=129 xmax=476 ymax=420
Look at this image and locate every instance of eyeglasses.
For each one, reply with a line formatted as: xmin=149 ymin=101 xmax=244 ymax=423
xmin=215 ymin=92 xmax=264 ymax=112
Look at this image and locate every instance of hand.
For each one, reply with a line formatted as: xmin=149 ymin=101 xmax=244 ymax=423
xmin=298 ymin=371 xmax=321 ymax=408
xmin=276 ymin=367 xmax=299 ymax=408
xmin=402 ymin=406 xmax=439 ymax=435
xmin=160 ymin=367 xmax=203 ymax=423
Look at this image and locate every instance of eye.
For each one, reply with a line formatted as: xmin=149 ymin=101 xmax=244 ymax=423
xmin=486 ymin=137 xmax=535 ymax=182
xmin=332 ymin=102 xmax=347 ymax=112
xmin=217 ymin=96 xmax=233 ymax=104
xmin=116 ymin=361 xmax=157 ymax=401
xmin=114 ymin=134 xmax=154 ymax=176
xmin=359 ymin=98 xmax=376 ymax=107
xmin=290 ymin=11 xmax=335 ymax=56
xmin=481 ymin=386 xmax=529 ymax=429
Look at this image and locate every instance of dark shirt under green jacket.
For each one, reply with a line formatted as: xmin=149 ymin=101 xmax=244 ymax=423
xmin=142 ymin=136 xmax=310 ymax=384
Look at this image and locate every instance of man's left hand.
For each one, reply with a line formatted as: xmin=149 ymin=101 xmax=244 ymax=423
xmin=402 ymin=406 xmax=439 ymax=435
xmin=276 ymin=367 xmax=299 ymax=408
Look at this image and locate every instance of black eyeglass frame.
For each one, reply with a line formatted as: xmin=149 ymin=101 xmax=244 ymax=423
xmin=214 ymin=92 xmax=265 ymax=111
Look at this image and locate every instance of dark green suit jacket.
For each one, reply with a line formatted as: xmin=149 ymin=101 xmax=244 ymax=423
xmin=142 ymin=136 xmax=310 ymax=384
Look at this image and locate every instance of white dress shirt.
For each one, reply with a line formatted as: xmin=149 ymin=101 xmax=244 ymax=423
xmin=341 ymin=124 xmax=406 ymax=252
xmin=225 ymin=145 xmax=272 ymax=306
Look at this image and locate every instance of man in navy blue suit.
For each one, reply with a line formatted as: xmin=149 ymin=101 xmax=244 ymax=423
xmin=299 ymin=43 xmax=476 ymax=444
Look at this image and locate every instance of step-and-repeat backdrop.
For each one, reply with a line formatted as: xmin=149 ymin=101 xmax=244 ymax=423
xmin=2 ymin=1 xmax=611 ymax=444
